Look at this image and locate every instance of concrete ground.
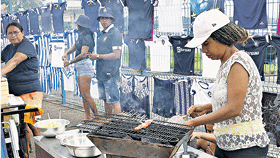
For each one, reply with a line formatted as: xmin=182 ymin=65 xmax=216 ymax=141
xmin=39 ymin=97 xmax=87 ymax=129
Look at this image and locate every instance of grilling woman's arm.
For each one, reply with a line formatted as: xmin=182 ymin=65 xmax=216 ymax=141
xmin=187 ymin=103 xmax=212 ymax=118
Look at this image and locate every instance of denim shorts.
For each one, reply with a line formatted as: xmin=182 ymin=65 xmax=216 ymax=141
xmin=74 ymin=58 xmax=95 ymax=77
xmin=98 ymin=75 xmax=120 ymax=103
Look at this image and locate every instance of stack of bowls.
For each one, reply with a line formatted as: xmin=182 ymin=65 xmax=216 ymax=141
xmin=55 ymin=129 xmax=80 ymax=146
xmin=63 ymin=133 xmax=102 ymax=157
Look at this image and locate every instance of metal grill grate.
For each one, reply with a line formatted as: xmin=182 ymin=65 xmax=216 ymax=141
xmin=77 ymin=113 xmax=192 ymax=145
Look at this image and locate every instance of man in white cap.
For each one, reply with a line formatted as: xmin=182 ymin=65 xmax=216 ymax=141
xmin=184 ymin=9 xmax=269 ymax=158
xmin=88 ymin=8 xmax=122 ymax=114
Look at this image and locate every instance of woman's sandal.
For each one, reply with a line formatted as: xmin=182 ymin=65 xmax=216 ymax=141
xmin=79 ymin=119 xmax=91 ymax=124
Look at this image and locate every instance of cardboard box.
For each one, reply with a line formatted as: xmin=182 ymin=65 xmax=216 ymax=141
xmin=1 ymin=77 xmax=9 ymax=107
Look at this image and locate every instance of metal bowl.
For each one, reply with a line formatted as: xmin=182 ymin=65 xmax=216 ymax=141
xmin=63 ymin=133 xmax=102 ymax=157
xmin=34 ymin=119 xmax=70 ymax=137
xmin=56 ymin=129 xmax=80 ymax=146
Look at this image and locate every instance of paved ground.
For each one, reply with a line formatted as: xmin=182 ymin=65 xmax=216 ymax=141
xmin=40 ymin=97 xmax=87 ymax=129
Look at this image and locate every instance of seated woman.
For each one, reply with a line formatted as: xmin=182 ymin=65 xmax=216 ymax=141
xmin=1 ymin=22 xmax=43 ymax=158
xmin=187 ymin=124 xmax=216 ymax=156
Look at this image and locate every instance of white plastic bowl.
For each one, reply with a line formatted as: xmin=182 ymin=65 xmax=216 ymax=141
xmin=34 ymin=119 xmax=70 ymax=137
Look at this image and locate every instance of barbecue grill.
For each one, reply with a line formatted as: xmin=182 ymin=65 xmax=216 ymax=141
xmin=77 ymin=113 xmax=193 ymax=158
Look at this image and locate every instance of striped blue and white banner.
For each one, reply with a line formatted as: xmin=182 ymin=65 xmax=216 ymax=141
xmin=65 ymin=30 xmax=80 ymax=95
xmin=48 ymin=34 xmax=64 ymax=91
xmin=39 ymin=66 xmax=52 ymax=94
xmin=50 ymin=67 xmax=61 ymax=91
xmin=36 ymin=34 xmax=50 ymax=67
xmin=65 ymin=30 xmax=77 ymax=61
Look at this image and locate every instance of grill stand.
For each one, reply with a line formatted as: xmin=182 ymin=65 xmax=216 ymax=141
xmin=87 ymin=134 xmax=175 ymax=158
xmin=80 ymin=113 xmax=193 ymax=158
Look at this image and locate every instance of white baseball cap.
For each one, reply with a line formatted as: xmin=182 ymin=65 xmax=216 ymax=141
xmin=185 ymin=9 xmax=230 ymax=48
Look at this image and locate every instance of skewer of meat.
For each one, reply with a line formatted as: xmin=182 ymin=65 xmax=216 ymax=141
xmin=134 ymin=119 xmax=153 ymax=131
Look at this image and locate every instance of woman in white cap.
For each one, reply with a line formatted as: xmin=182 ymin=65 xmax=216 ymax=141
xmin=62 ymin=15 xmax=98 ymax=121
xmin=184 ymin=9 xmax=269 ymax=157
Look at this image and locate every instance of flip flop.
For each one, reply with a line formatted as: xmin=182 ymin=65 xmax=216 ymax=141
xmin=79 ymin=119 xmax=90 ymax=124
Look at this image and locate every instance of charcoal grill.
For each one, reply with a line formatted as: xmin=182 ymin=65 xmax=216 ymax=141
xmin=77 ymin=113 xmax=193 ymax=158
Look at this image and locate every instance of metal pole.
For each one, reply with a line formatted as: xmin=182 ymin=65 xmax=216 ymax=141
xmin=141 ymin=70 xmax=146 ymax=76
xmin=61 ymin=69 xmax=66 ymax=105
xmin=9 ymin=0 xmax=13 ymax=13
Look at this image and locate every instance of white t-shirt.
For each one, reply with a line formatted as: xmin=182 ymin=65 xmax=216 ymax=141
xmin=146 ymin=35 xmax=171 ymax=72
xmin=157 ymin=0 xmax=183 ymax=33
xmin=191 ymin=79 xmax=214 ymax=105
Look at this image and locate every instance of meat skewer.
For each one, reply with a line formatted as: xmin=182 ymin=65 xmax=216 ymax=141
xmin=134 ymin=119 xmax=153 ymax=131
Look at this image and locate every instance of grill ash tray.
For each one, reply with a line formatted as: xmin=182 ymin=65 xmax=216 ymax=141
xmin=87 ymin=134 xmax=175 ymax=158
xmin=80 ymin=114 xmax=193 ymax=158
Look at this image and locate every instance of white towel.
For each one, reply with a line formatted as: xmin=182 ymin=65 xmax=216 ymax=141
xmin=62 ymin=66 xmax=75 ymax=91
xmin=9 ymin=119 xmax=19 ymax=150
xmin=7 ymin=95 xmax=25 ymax=124
xmin=90 ymin=77 xmax=99 ymax=99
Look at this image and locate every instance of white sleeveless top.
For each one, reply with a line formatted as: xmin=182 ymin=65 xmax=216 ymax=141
xmin=212 ymin=51 xmax=269 ymax=150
